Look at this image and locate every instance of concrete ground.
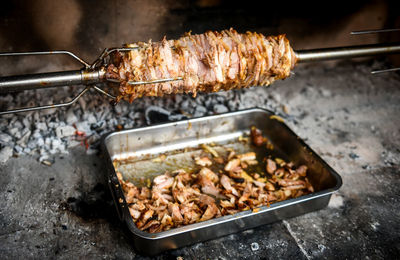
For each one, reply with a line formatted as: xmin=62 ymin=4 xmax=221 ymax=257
xmin=1 ymin=61 xmax=400 ymax=259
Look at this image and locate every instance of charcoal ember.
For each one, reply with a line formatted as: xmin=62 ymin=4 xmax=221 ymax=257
xmin=349 ymin=152 xmax=359 ymax=159
xmin=52 ymin=138 xmax=62 ymax=149
xmin=83 ymin=112 xmax=97 ymax=124
xmin=35 ymin=122 xmax=48 ymax=131
xmin=145 ymin=106 xmax=176 ymax=125
xmin=0 ymin=94 xmax=13 ymax=104
xmin=23 ymin=148 xmax=31 ymax=154
xmin=44 ymin=137 xmax=52 ymax=148
xmin=114 ymin=105 xmax=122 ymax=114
xmin=0 ymin=146 xmax=13 ymax=164
xmin=22 ymin=117 xmax=31 ymax=129
xmin=16 ymin=130 xmax=31 ymax=147
xmin=97 ymin=104 xmax=111 ymax=121
xmin=320 ymin=88 xmax=332 ymax=98
xmin=270 ymin=92 xmax=281 ymax=103
xmin=169 ymin=113 xmax=187 ymax=122
xmin=195 ymin=95 xmax=205 ymax=105
xmin=0 ymin=133 xmax=13 ymax=145
xmin=47 ymin=121 xmax=61 ymax=130
xmin=27 ymin=139 xmax=38 ymax=149
xmin=214 ymin=94 xmax=227 ymax=103
xmin=78 ymin=97 xmax=86 ymax=111
xmin=31 ymin=129 xmax=41 ymax=138
xmin=67 ymin=140 xmax=81 ymax=149
xmin=56 ymin=126 xmax=76 ymax=138
xmin=227 ymin=100 xmax=237 ymax=111
xmin=173 ymin=95 xmax=183 ymax=104
xmin=87 ymin=133 xmax=100 ymax=145
xmin=33 ymin=112 xmax=40 ymax=122
xmin=12 ymin=120 xmax=23 ymax=129
xmin=90 ymin=120 xmax=106 ymax=131
xmin=204 ymin=96 xmax=217 ymax=108
xmin=37 ymin=137 xmax=45 ymax=147
xmin=107 ymin=118 xmax=118 ymax=127
xmin=66 ymin=109 xmax=78 ymax=124
xmin=0 ymin=120 xmax=9 ymax=130
xmin=213 ymin=104 xmax=228 ymax=114
xmin=124 ymin=121 xmax=134 ymax=129
xmin=40 ymin=107 xmax=57 ymax=115
xmin=128 ymin=111 xmax=140 ymax=120
xmin=86 ymin=148 xmax=98 ymax=155
xmin=39 ymin=154 xmax=54 ymax=165
xmin=9 ymin=128 xmax=21 ymax=139
xmin=180 ymin=99 xmax=193 ymax=110
xmin=49 ymin=138 xmax=67 ymax=154
xmin=14 ymin=145 xmax=23 ymax=154
xmin=193 ymin=105 xmax=207 ymax=117
xmin=75 ymin=121 xmax=92 ymax=135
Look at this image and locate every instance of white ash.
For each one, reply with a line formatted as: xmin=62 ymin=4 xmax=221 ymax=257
xmin=0 ymin=82 xmax=287 ymax=165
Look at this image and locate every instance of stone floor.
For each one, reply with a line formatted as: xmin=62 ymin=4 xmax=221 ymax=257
xmin=1 ymin=61 xmax=400 ymax=259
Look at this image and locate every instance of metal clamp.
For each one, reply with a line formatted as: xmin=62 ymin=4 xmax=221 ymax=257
xmin=0 ymin=50 xmax=114 ymax=115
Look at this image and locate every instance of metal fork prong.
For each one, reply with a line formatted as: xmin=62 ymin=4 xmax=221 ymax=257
xmin=107 ymin=47 xmax=139 ymax=54
xmin=350 ymin=28 xmax=400 ymax=35
xmin=128 ymin=77 xmax=183 ymax=85
xmin=90 ymin=47 xmax=139 ymax=68
xmin=128 ymin=77 xmax=183 ymax=86
xmin=371 ymin=67 xmax=400 ymax=74
xmin=92 ymin=85 xmax=116 ymax=99
xmin=106 ymin=77 xmax=183 ymax=85
xmin=0 ymin=86 xmax=90 ymax=116
xmin=0 ymin=50 xmax=90 ymax=68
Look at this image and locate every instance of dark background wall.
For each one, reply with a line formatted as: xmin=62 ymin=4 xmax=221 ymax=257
xmin=0 ymin=0 xmax=399 ymax=70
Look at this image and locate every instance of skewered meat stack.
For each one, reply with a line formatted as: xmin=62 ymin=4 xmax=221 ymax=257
xmin=106 ymin=29 xmax=296 ymax=102
xmin=0 ymin=28 xmax=399 ymax=115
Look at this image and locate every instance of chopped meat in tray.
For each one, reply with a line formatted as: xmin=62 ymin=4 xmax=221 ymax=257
xmin=115 ymin=127 xmax=314 ymax=233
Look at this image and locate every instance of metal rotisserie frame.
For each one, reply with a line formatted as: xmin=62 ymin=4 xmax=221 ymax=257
xmin=102 ymin=108 xmax=342 ymax=255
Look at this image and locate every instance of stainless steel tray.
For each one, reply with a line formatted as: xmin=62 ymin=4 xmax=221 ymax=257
xmin=102 ymin=108 xmax=342 ymax=255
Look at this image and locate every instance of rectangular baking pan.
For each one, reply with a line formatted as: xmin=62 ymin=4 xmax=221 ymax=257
xmin=102 ymin=108 xmax=342 ymax=255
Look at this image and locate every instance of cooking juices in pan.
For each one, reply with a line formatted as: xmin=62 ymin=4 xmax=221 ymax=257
xmin=114 ymin=127 xmax=314 ymax=234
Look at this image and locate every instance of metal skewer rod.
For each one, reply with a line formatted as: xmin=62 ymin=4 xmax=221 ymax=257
xmin=295 ymin=42 xmax=400 ymax=63
xmin=0 ymin=50 xmax=90 ymax=68
xmin=0 ymin=70 xmax=103 ymax=93
xmin=371 ymin=67 xmax=400 ymax=74
xmin=350 ymin=28 xmax=400 ymax=35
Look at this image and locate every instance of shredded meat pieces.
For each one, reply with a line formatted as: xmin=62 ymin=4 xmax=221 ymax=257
xmin=251 ymin=126 xmax=265 ymax=146
xmin=119 ymin=139 xmax=314 ymax=233
xmin=195 ymin=156 xmax=213 ymax=167
xmin=220 ymin=174 xmax=239 ymax=196
xmin=266 ymin=159 xmax=277 ymax=174
xmin=153 ymin=174 xmax=174 ymax=190
xmin=168 ymin=203 xmax=184 ymax=223
xmin=197 ymin=167 xmax=220 ymax=197
xmin=106 ymin=28 xmax=296 ymax=102
xmin=200 ymin=203 xmax=220 ymax=221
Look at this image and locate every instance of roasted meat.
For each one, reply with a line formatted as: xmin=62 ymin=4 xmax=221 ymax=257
xmin=106 ymin=28 xmax=297 ymax=102
xmin=117 ymin=128 xmax=314 ymax=233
